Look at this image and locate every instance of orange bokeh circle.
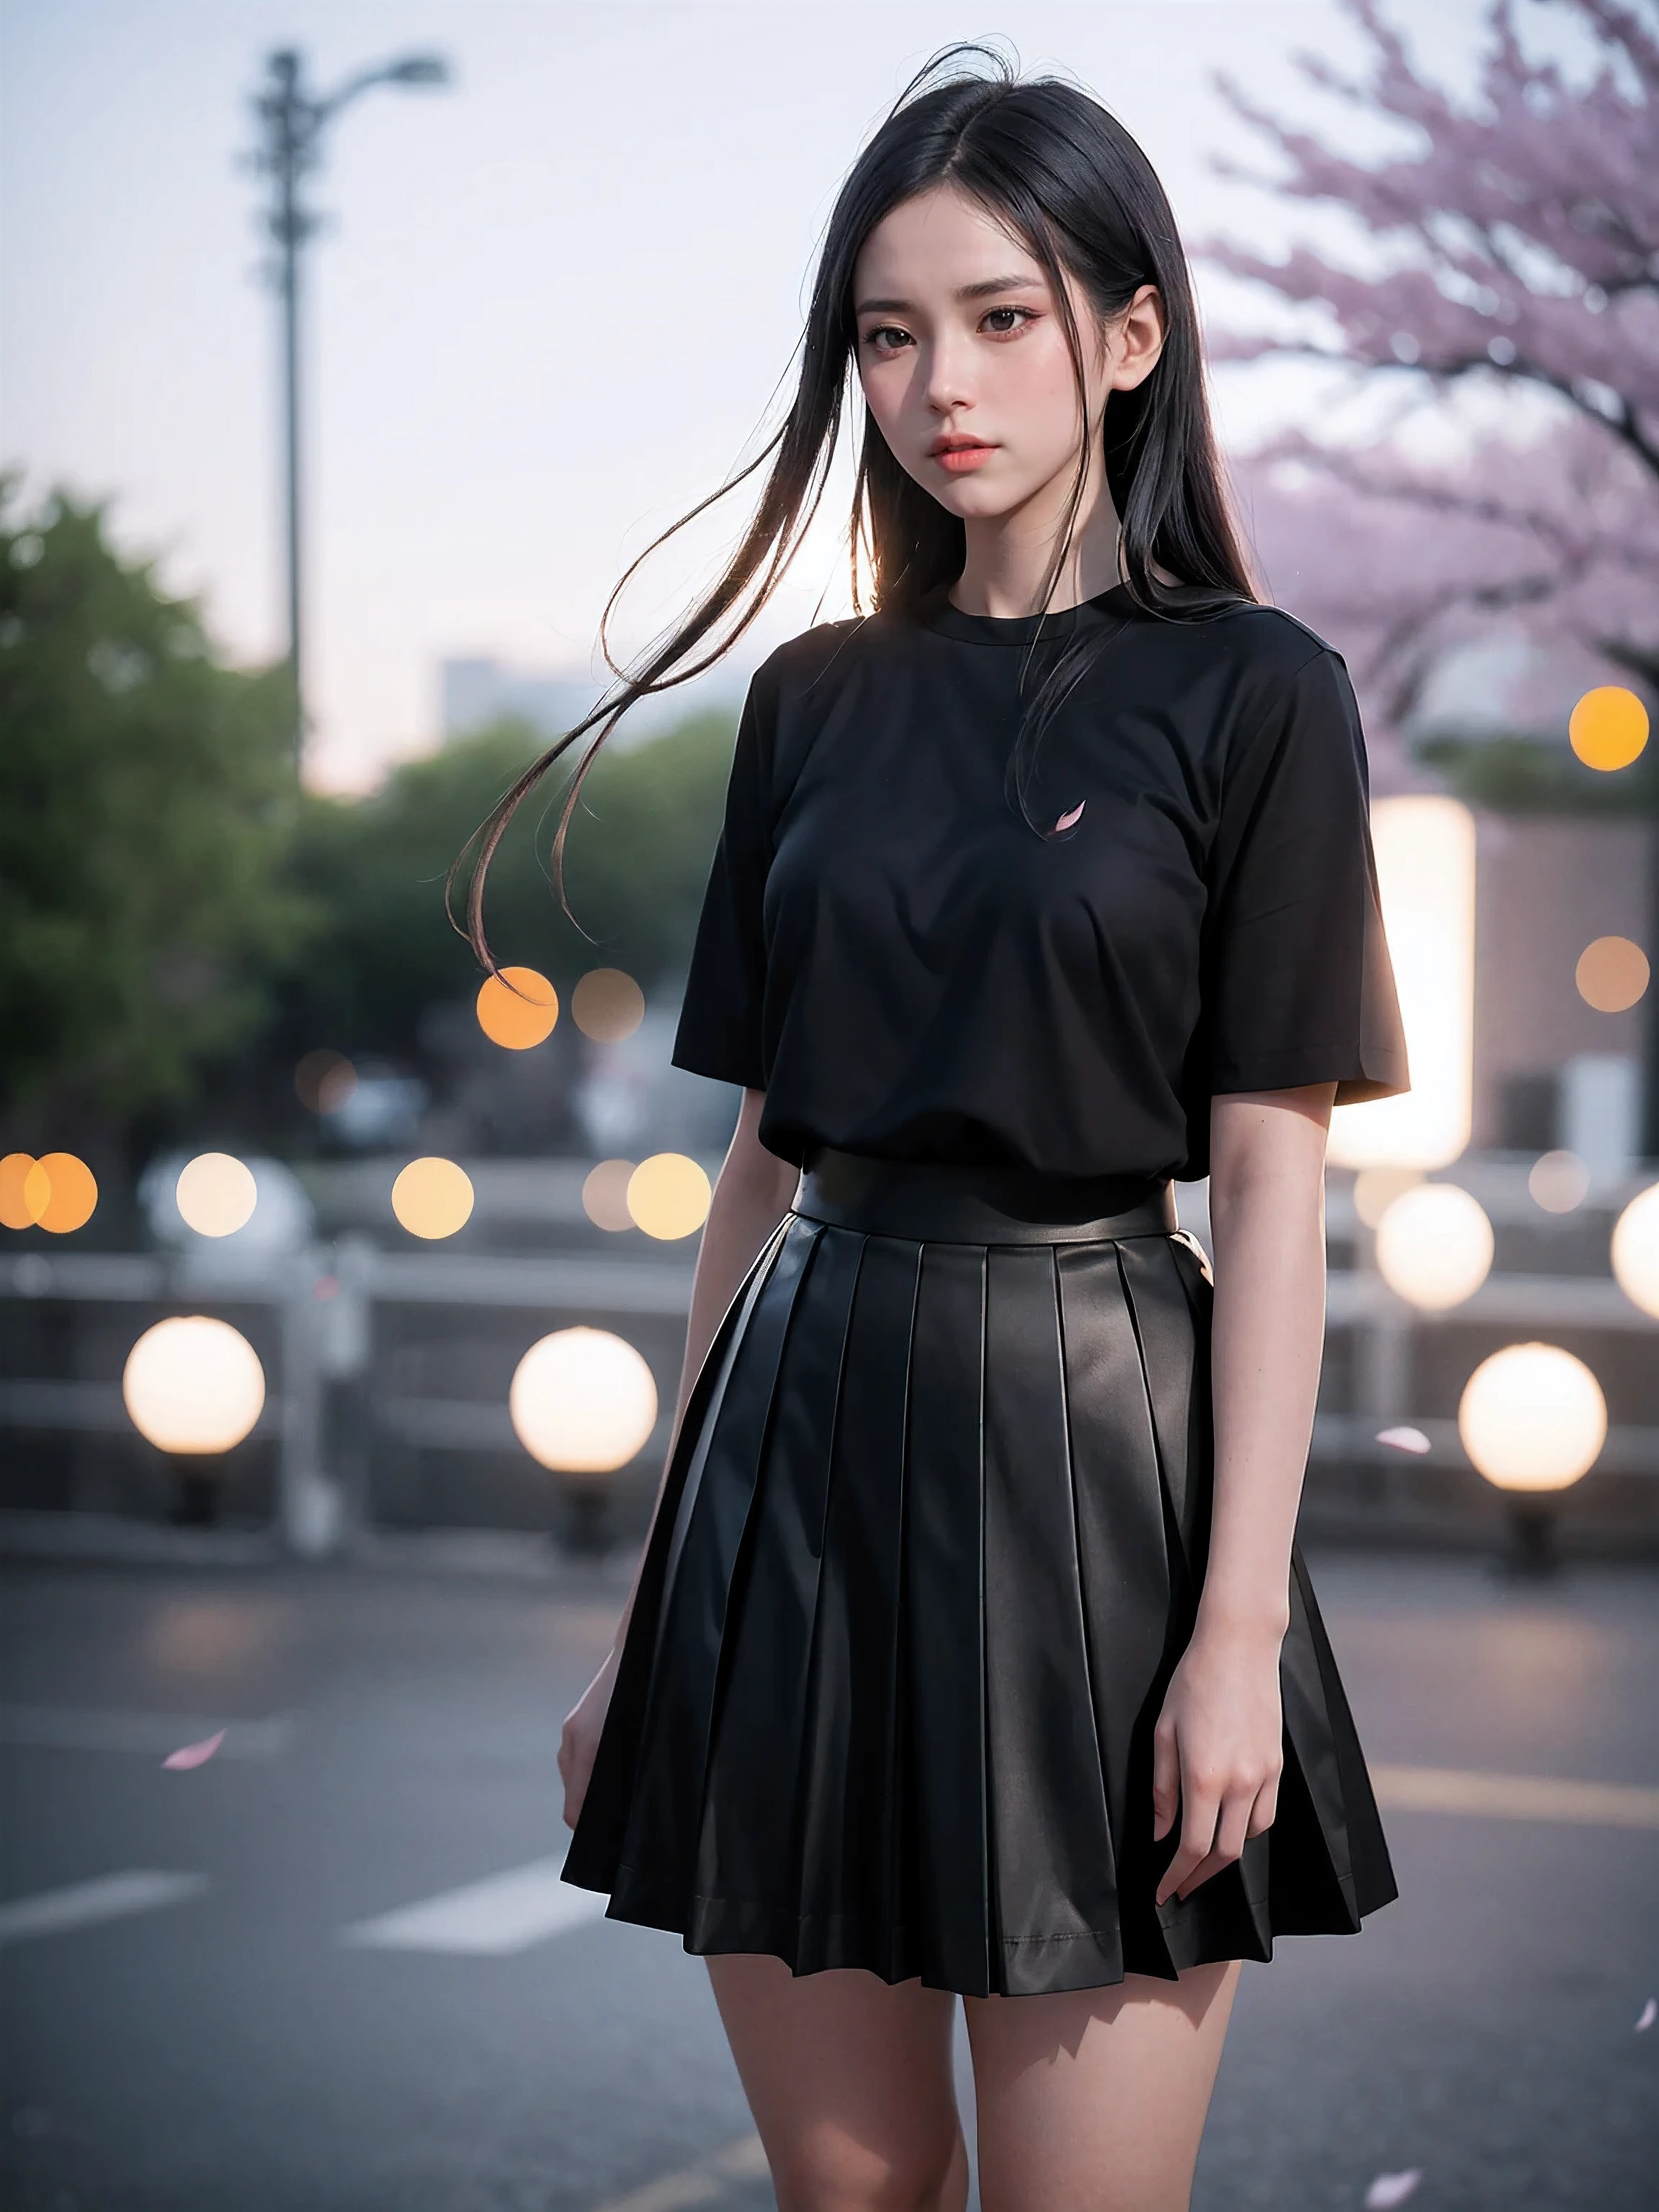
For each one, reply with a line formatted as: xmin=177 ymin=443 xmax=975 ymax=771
xmin=476 ymin=966 xmax=559 ymax=1050
xmin=1575 ymin=935 xmax=1650 ymax=1014
xmin=0 ymin=1151 xmax=97 ymax=1233
xmin=1568 ymin=686 xmax=1649 ymax=772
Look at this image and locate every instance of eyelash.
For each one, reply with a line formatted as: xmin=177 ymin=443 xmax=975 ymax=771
xmin=862 ymin=306 xmax=1038 ymax=354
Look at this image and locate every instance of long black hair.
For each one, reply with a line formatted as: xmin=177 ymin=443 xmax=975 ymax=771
xmin=451 ymin=46 xmax=1255 ymax=974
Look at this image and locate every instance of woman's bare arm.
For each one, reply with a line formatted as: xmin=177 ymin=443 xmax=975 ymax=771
xmin=558 ymin=1088 xmax=795 ymax=1825
xmin=1151 ymin=1082 xmax=1335 ymax=1901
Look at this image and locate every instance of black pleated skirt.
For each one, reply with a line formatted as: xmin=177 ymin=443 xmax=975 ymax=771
xmin=563 ymin=1151 xmax=1397 ymax=1997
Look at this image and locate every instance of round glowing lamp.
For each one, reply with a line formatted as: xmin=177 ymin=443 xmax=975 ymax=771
xmin=176 ymin=1152 xmax=258 ymax=1238
xmin=390 ymin=1157 xmax=474 ymax=1240
xmin=1611 ymin=1183 xmax=1659 ymax=1321
xmin=476 ymin=966 xmax=558 ymax=1050
xmin=124 ymin=1315 xmax=267 ymax=1526
xmin=627 ymin=1153 xmax=712 ymax=1241
xmin=1459 ymin=1341 xmax=1606 ymax=1576
xmin=1351 ymin=1165 xmax=1423 ymax=1230
xmin=1374 ymin=1183 xmax=1494 ymax=1311
xmin=510 ymin=1326 xmax=659 ymax=1553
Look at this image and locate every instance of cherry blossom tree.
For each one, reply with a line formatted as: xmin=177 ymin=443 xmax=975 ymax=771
xmin=1207 ymin=0 xmax=1659 ymax=707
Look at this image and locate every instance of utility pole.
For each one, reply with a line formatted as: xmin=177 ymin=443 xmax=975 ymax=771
xmin=249 ymin=46 xmax=450 ymax=778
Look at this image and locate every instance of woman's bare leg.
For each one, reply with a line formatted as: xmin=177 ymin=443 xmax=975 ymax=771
xmin=706 ymin=1954 xmax=969 ymax=2212
xmin=966 ymin=1960 xmax=1241 ymax=2212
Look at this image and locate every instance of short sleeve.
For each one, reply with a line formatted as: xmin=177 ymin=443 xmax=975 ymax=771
xmin=1205 ymin=646 xmax=1408 ymax=1105
xmin=670 ymin=675 xmax=773 ymax=1089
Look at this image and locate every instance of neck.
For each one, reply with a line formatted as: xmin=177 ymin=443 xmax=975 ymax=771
xmin=949 ymin=451 xmax=1124 ymax=620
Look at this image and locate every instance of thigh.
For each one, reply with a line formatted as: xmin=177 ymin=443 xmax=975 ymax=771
xmin=706 ymin=1953 xmax=968 ymax=2212
xmin=966 ymin=1960 xmax=1241 ymax=2212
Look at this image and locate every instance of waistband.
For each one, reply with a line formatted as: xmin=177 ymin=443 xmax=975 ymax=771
xmin=791 ymin=1149 xmax=1177 ymax=1246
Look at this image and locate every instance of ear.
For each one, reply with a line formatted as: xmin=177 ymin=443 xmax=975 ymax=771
xmin=1108 ymin=284 xmax=1165 ymax=392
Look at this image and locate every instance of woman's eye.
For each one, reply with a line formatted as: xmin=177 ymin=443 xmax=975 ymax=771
xmin=864 ymin=325 xmax=912 ymax=353
xmin=982 ymin=307 xmax=1034 ymax=335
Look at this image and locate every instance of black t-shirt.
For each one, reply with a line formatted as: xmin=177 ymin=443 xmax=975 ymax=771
xmin=671 ymin=583 xmax=1408 ymax=1182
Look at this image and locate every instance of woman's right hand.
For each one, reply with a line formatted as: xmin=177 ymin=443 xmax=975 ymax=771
xmin=558 ymin=1644 xmax=621 ymax=1830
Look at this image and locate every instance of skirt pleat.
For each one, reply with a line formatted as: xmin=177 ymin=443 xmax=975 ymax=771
xmin=565 ymin=1204 xmax=1398 ymax=1997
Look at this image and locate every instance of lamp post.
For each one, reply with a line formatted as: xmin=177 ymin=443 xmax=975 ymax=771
xmin=249 ymin=46 xmax=450 ymax=777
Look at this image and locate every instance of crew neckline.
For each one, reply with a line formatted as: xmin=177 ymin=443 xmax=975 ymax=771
xmin=919 ymin=580 xmax=1137 ymax=647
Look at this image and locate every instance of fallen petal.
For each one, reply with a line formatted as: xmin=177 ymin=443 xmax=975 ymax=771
xmin=1376 ymin=1426 xmax=1431 ymax=1455
xmin=1365 ymin=2174 xmax=1422 ymax=2210
xmin=1637 ymin=1997 xmax=1656 ymax=2032
xmin=163 ymin=1729 xmax=226 ymax=1771
xmin=1053 ymin=801 xmax=1085 ymax=833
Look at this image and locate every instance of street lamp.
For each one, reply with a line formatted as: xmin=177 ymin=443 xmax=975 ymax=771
xmin=248 ymin=46 xmax=451 ymax=775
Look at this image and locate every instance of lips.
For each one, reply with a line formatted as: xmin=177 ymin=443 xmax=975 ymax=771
xmin=931 ymin=436 xmax=996 ymax=474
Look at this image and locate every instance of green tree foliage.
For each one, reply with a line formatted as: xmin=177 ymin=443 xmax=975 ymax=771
xmin=0 ymin=485 xmax=314 ymax=1133
xmin=274 ymin=706 xmax=737 ymax=1066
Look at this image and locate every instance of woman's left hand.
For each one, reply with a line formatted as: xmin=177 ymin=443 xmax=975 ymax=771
xmin=1151 ymin=1620 xmax=1285 ymax=1905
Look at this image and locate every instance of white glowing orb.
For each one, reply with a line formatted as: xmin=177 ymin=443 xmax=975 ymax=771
xmin=175 ymin=1152 xmax=258 ymax=1238
xmin=1611 ymin=1183 xmax=1659 ymax=1322
xmin=1458 ymin=1343 xmax=1606 ymax=1492
xmin=509 ymin=1327 xmax=658 ymax=1474
xmin=1374 ymin=1183 xmax=1494 ymax=1311
xmin=123 ymin=1316 xmax=266 ymax=1455
xmin=1328 ymin=796 xmax=1476 ymax=1171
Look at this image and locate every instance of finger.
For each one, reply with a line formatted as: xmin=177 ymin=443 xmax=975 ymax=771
xmin=1245 ymin=1776 xmax=1280 ymax=1840
xmin=1177 ymin=1780 xmax=1269 ymax=1898
xmin=1156 ymin=1786 xmax=1219 ymax=1906
xmin=1151 ymin=1722 xmax=1180 ymax=1841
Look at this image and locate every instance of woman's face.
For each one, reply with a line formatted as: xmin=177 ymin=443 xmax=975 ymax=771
xmin=852 ymin=185 xmax=1162 ymax=524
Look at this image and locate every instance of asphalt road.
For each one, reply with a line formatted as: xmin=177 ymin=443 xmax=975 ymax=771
xmin=2 ymin=1542 xmax=1655 ymax=2212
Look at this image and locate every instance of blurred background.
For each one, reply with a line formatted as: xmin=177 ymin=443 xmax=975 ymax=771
xmin=2 ymin=4 xmax=1656 ymax=2209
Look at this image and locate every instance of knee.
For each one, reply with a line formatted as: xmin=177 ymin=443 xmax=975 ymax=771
xmin=770 ymin=2126 xmax=965 ymax=2212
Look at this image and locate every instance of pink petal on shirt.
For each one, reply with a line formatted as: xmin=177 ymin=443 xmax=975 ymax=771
xmin=1053 ymin=801 xmax=1085 ymax=832
xmin=1364 ymin=2174 xmax=1422 ymax=2210
xmin=162 ymin=1729 xmax=226 ymax=1770
xmin=1376 ymin=1426 xmax=1431 ymax=1455
xmin=1636 ymin=1997 xmax=1656 ymax=2032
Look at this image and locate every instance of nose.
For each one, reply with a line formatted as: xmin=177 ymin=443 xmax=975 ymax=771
xmin=921 ymin=326 xmax=976 ymax=418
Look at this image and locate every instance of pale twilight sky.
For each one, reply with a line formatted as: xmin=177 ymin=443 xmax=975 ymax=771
xmin=2 ymin=0 xmax=1495 ymax=790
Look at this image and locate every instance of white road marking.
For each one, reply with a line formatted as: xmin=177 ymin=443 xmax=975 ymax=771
xmin=340 ymin=1853 xmax=608 ymax=1954
xmin=0 ymin=1704 xmax=293 ymax=1760
xmin=589 ymin=2135 xmax=770 ymax=2212
xmin=0 ymin=1870 xmax=208 ymax=1948
xmin=1371 ymin=1763 xmax=1659 ymax=1830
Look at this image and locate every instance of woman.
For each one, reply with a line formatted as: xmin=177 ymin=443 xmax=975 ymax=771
xmin=464 ymin=52 xmax=1407 ymax=2212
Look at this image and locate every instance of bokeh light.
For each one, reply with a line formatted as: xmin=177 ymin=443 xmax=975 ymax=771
xmin=1351 ymin=1164 xmax=1423 ymax=1230
xmin=1610 ymin=1183 xmax=1659 ymax=1321
xmin=1327 ymin=795 xmax=1475 ymax=1170
xmin=175 ymin=1152 xmax=258 ymax=1238
xmin=1 ymin=1152 xmax=99 ymax=1234
xmin=1374 ymin=1183 xmax=1494 ymax=1310
xmin=390 ymin=1156 xmax=475 ymax=1239
xmin=1568 ymin=685 xmax=1649 ymax=772
xmin=1458 ymin=1343 xmax=1606 ymax=1491
xmin=476 ymin=966 xmax=558 ymax=1049
xmin=0 ymin=1154 xmax=39 ymax=1230
xmin=123 ymin=1316 xmax=266 ymax=1455
xmin=583 ymin=1158 xmax=637 ymax=1232
xmin=509 ymin=1326 xmax=659 ymax=1473
xmin=295 ymin=1049 xmax=358 ymax=1113
xmin=627 ymin=1152 xmax=712 ymax=1240
xmin=572 ymin=967 xmax=646 ymax=1042
xmin=1574 ymin=935 xmax=1650 ymax=1013
xmin=1529 ymin=1150 xmax=1590 ymax=1215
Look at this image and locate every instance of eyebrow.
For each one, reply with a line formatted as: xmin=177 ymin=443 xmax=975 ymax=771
xmin=854 ymin=274 xmax=1044 ymax=315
